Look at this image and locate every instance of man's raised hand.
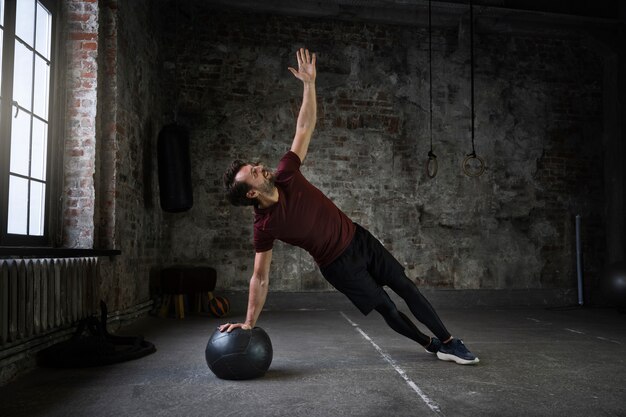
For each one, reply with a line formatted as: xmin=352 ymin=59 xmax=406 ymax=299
xmin=288 ymin=48 xmax=316 ymax=84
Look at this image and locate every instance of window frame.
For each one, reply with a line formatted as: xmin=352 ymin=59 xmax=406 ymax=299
xmin=0 ymin=0 xmax=60 ymax=247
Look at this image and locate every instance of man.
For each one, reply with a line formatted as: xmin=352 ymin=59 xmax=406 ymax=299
xmin=221 ymin=48 xmax=479 ymax=365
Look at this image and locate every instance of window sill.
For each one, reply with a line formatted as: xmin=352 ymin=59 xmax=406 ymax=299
xmin=0 ymin=248 xmax=121 ymax=258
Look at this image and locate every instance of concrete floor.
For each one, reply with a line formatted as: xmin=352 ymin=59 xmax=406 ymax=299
xmin=0 ymin=302 xmax=625 ymax=417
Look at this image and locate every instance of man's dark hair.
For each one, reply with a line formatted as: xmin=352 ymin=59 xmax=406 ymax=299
xmin=223 ymin=160 xmax=256 ymax=207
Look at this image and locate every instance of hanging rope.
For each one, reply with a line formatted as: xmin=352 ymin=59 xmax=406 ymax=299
xmin=462 ymin=0 xmax=484 ymax=177
xmin=426 ymin=0 xmax=438 ymax=178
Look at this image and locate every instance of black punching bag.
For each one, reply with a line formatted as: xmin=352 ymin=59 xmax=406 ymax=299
xmin=157 ymin=123 xmax=193 ymax=212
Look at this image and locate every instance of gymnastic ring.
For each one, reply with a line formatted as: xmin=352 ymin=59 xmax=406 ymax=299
xmin=462 ymin=153 xmax=485 ymax=177
xmin=426 ymin=156 xmax=438 ymax=178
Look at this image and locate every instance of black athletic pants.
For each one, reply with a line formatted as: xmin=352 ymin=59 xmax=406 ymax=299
xmin=320 ymin=223 xmax=451 ymax=346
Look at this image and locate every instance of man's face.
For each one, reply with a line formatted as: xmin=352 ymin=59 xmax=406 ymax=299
xmin=235 ymin=163 xmax=276 ymax=197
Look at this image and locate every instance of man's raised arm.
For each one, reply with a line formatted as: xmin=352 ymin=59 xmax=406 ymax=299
xmin=288 ymin=48 xmax=317 ymax=163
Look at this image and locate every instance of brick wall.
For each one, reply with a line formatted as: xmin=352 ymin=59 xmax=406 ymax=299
xmin=155 ymin=6 xmax=606 ymax=294
xmin=62 ymin=0 xmax=99 ymax=248
xmin=61 ymin=0 xmax=164 ymax=311
xmin=95 ymin=0 xmax=165 ymax=310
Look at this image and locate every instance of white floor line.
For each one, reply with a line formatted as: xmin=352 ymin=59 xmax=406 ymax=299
xmin=595 ymin=336 xmax=622 ymax=345
xmin=340 ymin=311 xmax=442 ymax=414
xmin=565 ymin=328 xmax=621 ymax=344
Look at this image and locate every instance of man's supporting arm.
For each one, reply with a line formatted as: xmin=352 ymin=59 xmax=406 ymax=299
xmin=219 ymin=249 xmax=272 ymax=332
xmin=244 ymin=250 xmax=273 ymax=328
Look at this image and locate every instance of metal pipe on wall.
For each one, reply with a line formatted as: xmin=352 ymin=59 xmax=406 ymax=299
xmin=576 ymin=214 xmax=584 ymax=306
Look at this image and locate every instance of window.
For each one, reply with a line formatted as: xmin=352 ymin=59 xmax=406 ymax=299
xmin=0 ymin=0 xmax=56 ymax=246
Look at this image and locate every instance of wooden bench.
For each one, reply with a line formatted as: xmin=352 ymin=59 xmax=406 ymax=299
xmin=159 ymin=267 xmax=217 ymax=319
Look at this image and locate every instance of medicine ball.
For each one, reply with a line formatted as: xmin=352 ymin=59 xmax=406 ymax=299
xmin=205 ymin=327 xmax=273 ymax=380
xmin=209 ymin=296 xmax=230 ymax=318
xmin=602 ymin=262 xmax=626 ymax=307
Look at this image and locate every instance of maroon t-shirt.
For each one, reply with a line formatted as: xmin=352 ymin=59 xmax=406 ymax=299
xmin=253 ymin=151 xmax=356 ymax=267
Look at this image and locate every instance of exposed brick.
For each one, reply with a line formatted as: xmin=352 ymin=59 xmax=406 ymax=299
xmin=69 ymin=32 xmax=97 ymax=41
xmin=68 ymin=12 xmax=91 ymax=22
xmin=63 ymin=0 xmax=99 ymax=250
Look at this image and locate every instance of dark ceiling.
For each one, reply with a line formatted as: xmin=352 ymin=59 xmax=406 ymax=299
xmin=445 ymin=0 xmax=621 ymax=19
xmin=196 ymin=0 xmax=624 ymax=24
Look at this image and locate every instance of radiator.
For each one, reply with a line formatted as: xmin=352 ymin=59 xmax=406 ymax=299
xmin=0 ymin=257 xmax=98 ymax=349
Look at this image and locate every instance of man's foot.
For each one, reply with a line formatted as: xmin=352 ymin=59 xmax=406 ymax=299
xmin=424 ymin=337 xmax=441 ymax=354
xmin=436 ymin=338 xmax=479 ymax=365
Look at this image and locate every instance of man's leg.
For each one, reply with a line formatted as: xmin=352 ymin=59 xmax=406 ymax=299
xmin=364 ymin=227 xmax=479 ymax=363
xmin=361 ymin=225 xmax=452 ymax=341
xmin=388 ymin=276 xmax=480 ymax=364
xmin=386 ymin=275 xmax=452 ymax=342
xmin=374 ymin=290 xmax=431 ymax=346
xmin=324 ymin=224 xmax=477 ymax=362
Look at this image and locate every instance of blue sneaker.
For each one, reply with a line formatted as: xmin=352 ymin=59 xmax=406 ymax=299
xmin=424 ymin=337 xmax=441 ymax=354
xmin=436 ymin=338 xmax=479 ymax=365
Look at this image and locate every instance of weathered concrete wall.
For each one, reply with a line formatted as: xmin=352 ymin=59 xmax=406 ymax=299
xmin=96 ymin=0 xmax=165 ymax=310
xmin=157 ymin=5 xmax=606 ymax=295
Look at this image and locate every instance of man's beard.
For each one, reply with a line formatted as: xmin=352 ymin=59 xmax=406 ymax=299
xmin=258 ymin=170 xmax=275 ymax=195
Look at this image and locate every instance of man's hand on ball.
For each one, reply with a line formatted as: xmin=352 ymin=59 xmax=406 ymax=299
xmin=219 ymin=322 xmax=252 ymax=333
